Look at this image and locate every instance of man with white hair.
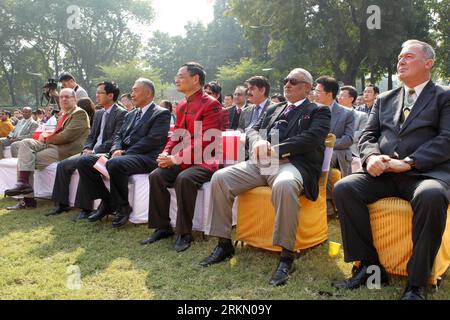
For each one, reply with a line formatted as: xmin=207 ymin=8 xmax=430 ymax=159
xmin=332 ymin=40 xmax=450 ymax=300
xmin=4 ymin=88 xmax=90 ymax=209
xmin=200 ymin=68 xmax=331 ymax=287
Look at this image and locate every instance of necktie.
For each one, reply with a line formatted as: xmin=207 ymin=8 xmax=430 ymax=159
xmin=93 ymin=111 xmax=109 ymax=152
xmin=134 ymin=109 xmax=142 ymax=125
xmin=237 ymin=108 xmax=242 ymax=115
xmin=249 ymin=106 xmax=262 ymax=127
xmin=402 ymin=89 xmax=416 ymax=122
xmin=283 ymin=104 xmax=296 ymax=119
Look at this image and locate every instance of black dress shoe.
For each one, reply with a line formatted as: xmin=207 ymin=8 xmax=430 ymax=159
xmin=174 ymin=234 xmax=193 ymax=253
xmin=269 ymin=259 xmax=296 ymax=286
xmin=199 ymin=244 xmax=235 ymax=267
xmin=73 ymin=210 xmax=92 ymax=222
xmin=112 ymin=204 xmax=132 ymax=229
xmin=4 ymin=183 xmax=34 ymax=197
xmin=400 ymin=285 xmax=427 ymax=300
xmin=140 ymin=229 xmax=174 ymax=245
xmin=45 ymin=204 xmax=71 ymax=216
xmin=6 ymin=198 xmax=37 ymax=210
xmin=331 ymin=263 xmax=389 ymax=290
xmin=88 ymin=202 xmax=115 ymax=222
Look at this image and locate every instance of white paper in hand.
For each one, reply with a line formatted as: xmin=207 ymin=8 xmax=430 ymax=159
xmin=93 ymin=155 xmax=110 ymax=180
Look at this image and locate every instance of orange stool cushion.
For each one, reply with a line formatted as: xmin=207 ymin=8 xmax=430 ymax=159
xmin=368 ymin=197 xmax=450 ymax=285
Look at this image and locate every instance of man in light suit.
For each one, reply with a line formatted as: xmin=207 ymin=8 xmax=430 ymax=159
xmin=315 ymin=76 xmax=355 ymax=217
xmin=76 ymin=78 xmax=170 ymax=229
xmin=0 ymin=107 xmax=38 ymax=159
xmin=338 ymin=85 xmax=369 ymax=158
xmin=201 ymin=68 xmax=331 ymax=287
xmin=238 ymin=76 xmax=271 ymax=132
xmin=5 ymin=88 xmax=90 ymax=209
xmin=331 ymin=40 xmax=450 ymax=300
xmin=47 ymin=81 xmax=126 ymax=219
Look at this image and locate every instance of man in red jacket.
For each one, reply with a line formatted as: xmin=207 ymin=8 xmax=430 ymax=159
xmin=141 ymin=62 xmax=228 ymax=252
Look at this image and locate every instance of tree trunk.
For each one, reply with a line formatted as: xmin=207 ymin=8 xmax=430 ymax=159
xmin=360 ymin=74 xmax=366 ymax=92
xmin=387 ymin=64 xmax=393 ymax=90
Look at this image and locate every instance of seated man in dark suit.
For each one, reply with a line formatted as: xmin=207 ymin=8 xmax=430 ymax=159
xmin=200 ymin=68 xmax=331 ymax=287
xmin=331 ymin=40 xmax=450 ymax=300
xmin=314 ymin=76 xmax=355 ymax=217
xmin=75 ymin=78 xmax=171 ymax=228
xmin=228 ymin=86 xmax=248 ymax=130
xmin=46 ymin=81 xmax=126 ymax=219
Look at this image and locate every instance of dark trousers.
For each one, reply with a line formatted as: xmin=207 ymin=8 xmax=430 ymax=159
xmin=148 ymin=165 xmax=213 ymax=235
xmin=52 ymin=156 xmax=80 ymax=207
xmin=334 ymin=173 xmax=449 ymax=287
xmin=75 ymin=155 xmax=157 ymax=211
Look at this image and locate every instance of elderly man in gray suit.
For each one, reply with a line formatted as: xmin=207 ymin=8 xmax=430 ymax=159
xmin=315 ymin=76 xmax=355 ymax=217
xmin=0 ymin=107 xmax=38 ymax=159
xmin=332 ymin=40 xmax=450 ymax=300
xmin=339 ymin=85 xmax=369 ymax=159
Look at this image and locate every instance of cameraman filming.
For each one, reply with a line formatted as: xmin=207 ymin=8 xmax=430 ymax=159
xmin=58 ymin=72 xmax=88 ymax=101
xmin=42 ymin=79 xmax=60 ymax=110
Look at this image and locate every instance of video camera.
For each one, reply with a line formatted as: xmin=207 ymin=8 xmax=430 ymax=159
xmin=43 ymin=78 xmax=58 ymax=91
xmin=41 ymin=78 xmax=60 ymax=110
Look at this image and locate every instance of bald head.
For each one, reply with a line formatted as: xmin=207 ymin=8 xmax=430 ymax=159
xmin=22 ymin=107 xmax=33 ymax=119
xmin=59 ymin=88 xmax=77 ymax=112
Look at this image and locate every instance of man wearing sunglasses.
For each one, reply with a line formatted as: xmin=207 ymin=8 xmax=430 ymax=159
xmin=202 ymin=68 xmax=331 ymax=287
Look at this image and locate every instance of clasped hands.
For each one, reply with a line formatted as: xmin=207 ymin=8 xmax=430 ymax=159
xmin=366 ymin=155 xmax=412 ymax=177
xmin=251 ymin=140 xmax=277 ymax=163
xmin=157 ymin=152 xmax=177 ymax=168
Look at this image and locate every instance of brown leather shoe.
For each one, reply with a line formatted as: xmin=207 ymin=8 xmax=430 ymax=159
xmin=6 ymin=198 xmax=37 ymax=210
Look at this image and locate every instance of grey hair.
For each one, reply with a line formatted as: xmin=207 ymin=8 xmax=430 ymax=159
xmin=135 ymin=78 xmax=155 ymax=96
xmin=23 ymin=107 xmax=33 ymax=112
xmin=402 ymin=40 xmax=435 ymax=60
xmin=291 ymin=68 xmax=313 ymax=85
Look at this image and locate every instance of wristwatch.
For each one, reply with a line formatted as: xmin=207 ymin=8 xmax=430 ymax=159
xmin=403 ymin=157 xmax=416 ymax=168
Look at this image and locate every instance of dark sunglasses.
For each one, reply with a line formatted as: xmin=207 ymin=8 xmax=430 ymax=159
xmin=283 ymin=78 xmax=307 ymax=86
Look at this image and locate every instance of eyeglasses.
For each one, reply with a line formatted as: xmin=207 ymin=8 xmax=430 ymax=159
xmin=283 ymin=78 xmax=308 ymax=86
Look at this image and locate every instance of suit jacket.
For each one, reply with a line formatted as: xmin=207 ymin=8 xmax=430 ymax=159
xmin=46 ymin=107 xmax=90 ymax=160
xmin=228 ymin=104 xmax=245 ymax=131
xmin=112 ymin=104 xmax=171 ymax=165
xmin=247 ymin=100 xmax=331 ymax=201
xmin=238 ymin=99 xmax=271 ymax=132
xmin=359 ymin=81 xmax=450 ymax=186
xmin=330 ymin=102 xmax=355 ymax=177
xmin=350 ymin=109 xmax=368 ymax=157
xmin=84 ymin=104 xmax=127 ymax=154
xmin=9 ymin=118 xmax=39 ymax=140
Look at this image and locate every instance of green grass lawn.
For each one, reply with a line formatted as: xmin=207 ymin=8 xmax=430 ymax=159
xmin=0 ymin=198 xmax=448 ymax=300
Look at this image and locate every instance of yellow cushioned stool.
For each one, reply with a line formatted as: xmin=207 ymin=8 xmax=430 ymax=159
xmin=368 ymin=197 xmax=450 ymax=285
xmin=236 ymin=134 xmax=336 ymax=252
xmin=331 ymin=169 xmax=341 ymax=187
